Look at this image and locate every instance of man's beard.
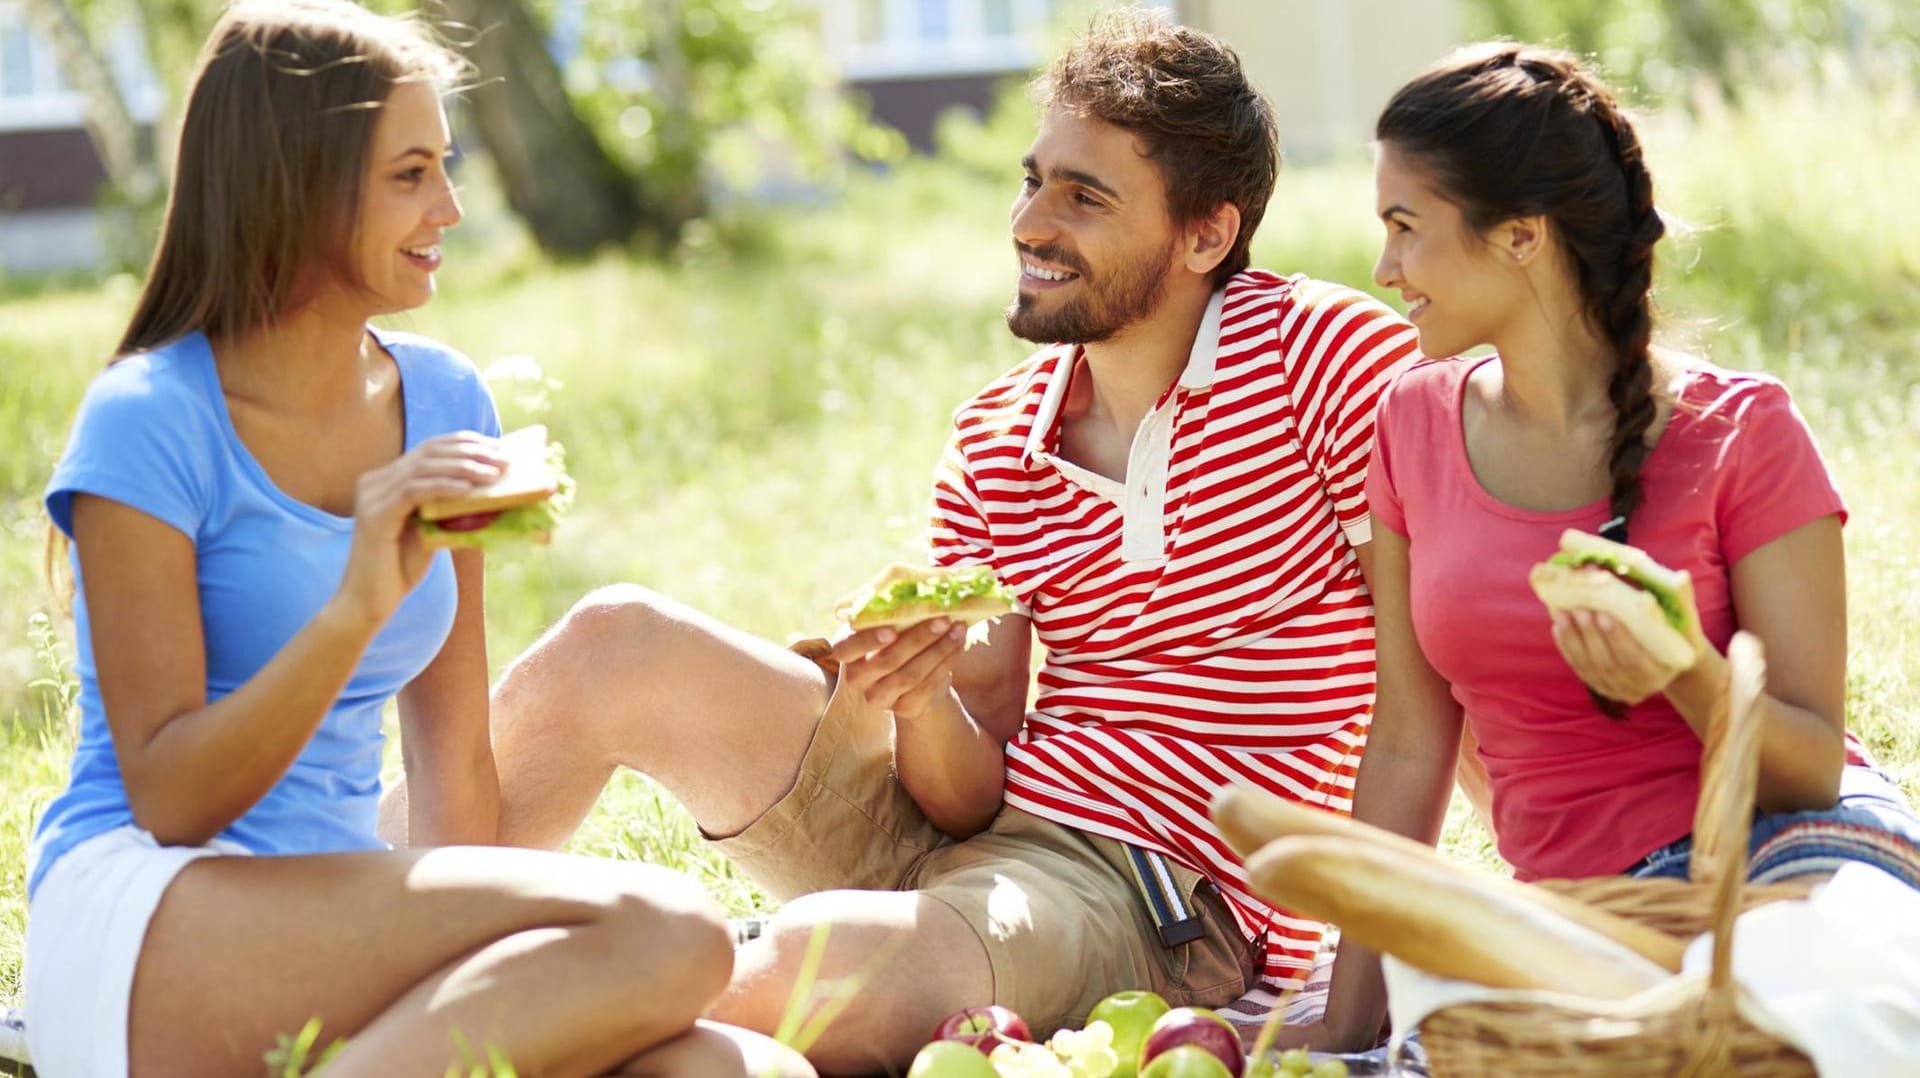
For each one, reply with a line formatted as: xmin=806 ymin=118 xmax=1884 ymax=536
xmin=1005 ymin=238 xmax=1177 ymax=345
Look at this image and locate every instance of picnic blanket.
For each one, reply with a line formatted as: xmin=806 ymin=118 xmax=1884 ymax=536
xmin=1 ymin=1005 xmax=26 ymax=1068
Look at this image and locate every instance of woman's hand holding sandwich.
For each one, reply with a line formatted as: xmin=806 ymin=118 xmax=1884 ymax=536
xmin=1548 ymin=587 xmax=1710 ymax=706
xmin=1532 ymin=525 xmax=1849 ymax=813
xmin=1531 ymin=529 xmax=1710 ymax=706
xmin=335 ymin=432 xmax=505 ymax=629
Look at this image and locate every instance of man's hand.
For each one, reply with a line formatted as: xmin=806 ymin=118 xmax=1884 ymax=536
xmin=830 ymin=617 xmax=969 ymax=718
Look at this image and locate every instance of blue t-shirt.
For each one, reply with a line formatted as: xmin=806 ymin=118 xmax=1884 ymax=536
xmin=28 ymin=328 xmax=500 ymax=900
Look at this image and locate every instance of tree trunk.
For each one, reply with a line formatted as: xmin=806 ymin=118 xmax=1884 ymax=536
xmin=438 ymin=0 xmax=655 ymax=255
xmin=18 ymin=0 xmax=162 ymax=209
xmin=642 ymin=0 xmax=704 ymax=234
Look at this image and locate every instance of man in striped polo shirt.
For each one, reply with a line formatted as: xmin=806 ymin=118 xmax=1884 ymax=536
xmin=466 ymin=10 xmax=1421 ymax=1072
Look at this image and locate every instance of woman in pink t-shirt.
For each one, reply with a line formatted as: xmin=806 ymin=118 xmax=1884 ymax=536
xmin=1288 ymin=43 xmax=1920 ymax=1052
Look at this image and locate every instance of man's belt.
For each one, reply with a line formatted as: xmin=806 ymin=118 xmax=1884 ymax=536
xmin=1125 ymin=844 xmax=1208 ymax=948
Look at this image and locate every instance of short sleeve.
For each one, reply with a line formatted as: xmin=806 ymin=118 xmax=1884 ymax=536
xmin=1281 ymin=282 xmax=1423 ymax=546
xmin=1717 ymin=381 xmax=1846 ymax=565
xmin=1365 ymin=372 xmax=1411 ymax=540
xmin=45 ymin=360 xmax=212 ymax=541
xmin=928 ymin=427 xmax=995 ymax=570
xmin=927 ymin=423 xmax=1033 ymax=617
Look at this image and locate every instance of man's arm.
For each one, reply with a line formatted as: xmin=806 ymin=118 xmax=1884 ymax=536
xmin=832 ymin=611 xmax=1032 ymax=838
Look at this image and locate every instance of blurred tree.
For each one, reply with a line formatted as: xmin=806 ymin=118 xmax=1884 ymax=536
xmin=37 ymin=0 xmax=890 ymax=259
xmin=20 ymin=0 xmax=164 ymax=245
xmin=439 ymin=0 xmax=656 ymax=254
xmin=549 ymin=0 xmax=896 ymax=241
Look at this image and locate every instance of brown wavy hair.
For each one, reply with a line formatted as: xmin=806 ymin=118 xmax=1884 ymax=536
xmin=1377 ymin=44 xmax=1666 ymax=717
xmin=1035 ymin=7 xmax=1279 ymax=285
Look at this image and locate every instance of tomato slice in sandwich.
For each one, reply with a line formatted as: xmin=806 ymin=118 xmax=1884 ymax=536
xmin=431 ymin=510 xmax=504 ymax=533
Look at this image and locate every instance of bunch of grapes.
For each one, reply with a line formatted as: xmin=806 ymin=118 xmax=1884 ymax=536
xmin=1248 ymin=1048 xmax=1349 ymax=1078
xmin=983 ymin=1020 xmax=1122 ymax=1078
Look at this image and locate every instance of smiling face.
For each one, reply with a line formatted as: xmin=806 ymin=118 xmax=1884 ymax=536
xmin=1373 ymin=141 xmax=1525 ymax=358
xmin=1005 ymin=106 xmax=1184 ymax=345
xmin=342 ymin=79 xmax=462 ymax=317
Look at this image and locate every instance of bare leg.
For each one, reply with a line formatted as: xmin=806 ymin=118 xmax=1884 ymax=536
xmin=616 ymin=1020 xmax=815 ymax=1078
xmin=128 ymin=846 xmax=730 ymax=1078
xmin=384 ymin=585 xmax=835 ymax=850
xmin=709 ymin=889 xmax=995 ymax=1076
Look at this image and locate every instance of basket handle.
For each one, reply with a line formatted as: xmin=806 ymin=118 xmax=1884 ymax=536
xmin=1688 ymin=630 xmax=1766 ymax=993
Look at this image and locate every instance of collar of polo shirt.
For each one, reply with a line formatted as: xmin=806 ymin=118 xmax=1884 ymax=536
xmin=1021 ymin=287 xmax=1227 ymax=466
xmin=1020 ymin=288 xmax=1228 ymax=564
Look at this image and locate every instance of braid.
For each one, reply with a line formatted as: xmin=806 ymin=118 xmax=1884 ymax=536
xmin=1586 ymin=90 xmax=1664 ymax=720
xmin=1592 ymin=95 xmax=1664 ymax=543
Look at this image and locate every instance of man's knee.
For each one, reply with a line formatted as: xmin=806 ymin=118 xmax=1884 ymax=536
xmin=494 ymin=584 xmax=677 ymax=736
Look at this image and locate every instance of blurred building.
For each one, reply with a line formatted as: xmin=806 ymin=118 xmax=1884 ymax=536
xmin=810 ymin=0 xmax=1461 ymax=159
xmin=0 ymin=0 xmax=162 ymax=274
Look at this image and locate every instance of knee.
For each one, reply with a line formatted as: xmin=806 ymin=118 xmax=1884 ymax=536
xmin=494 ymin=584 xmax=679 ymax=734
xmin=545 ymin=584 xmax=681 ymax=675
xmin=604 ymin=865 xmax=734 ymax=1005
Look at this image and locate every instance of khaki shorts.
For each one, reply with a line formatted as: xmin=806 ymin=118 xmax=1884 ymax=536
xmin=713 ymin=640 xmax=1258 ymax=1034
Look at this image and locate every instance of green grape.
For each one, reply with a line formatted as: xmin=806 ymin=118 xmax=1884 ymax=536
xmin=1310 ymin=1061 xmax=1349 ymax=1078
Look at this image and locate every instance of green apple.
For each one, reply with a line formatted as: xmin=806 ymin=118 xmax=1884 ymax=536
xmin=1085 ymin=989 xmax=1172 ymax=1078
xmin=1138 ymin=1044 xmax=1235 ymax=1078
xmin=906 ymin=1039 xmax=1000 ymax=1078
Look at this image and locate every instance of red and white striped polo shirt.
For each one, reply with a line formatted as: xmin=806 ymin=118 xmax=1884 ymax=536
xmin=929 ymin=270 xmax=1420 ymax=989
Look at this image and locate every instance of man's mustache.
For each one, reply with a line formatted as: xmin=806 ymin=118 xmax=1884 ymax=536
xmin=1014 ymin=242 xmax=1090 ymax=278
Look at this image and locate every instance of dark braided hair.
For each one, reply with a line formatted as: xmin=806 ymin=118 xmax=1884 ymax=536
xmin=1377 ymin=44 xmax=1666 ymax=717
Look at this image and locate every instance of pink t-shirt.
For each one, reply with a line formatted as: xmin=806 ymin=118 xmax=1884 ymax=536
xmin=1367 ymin=356 xmax=1848 ymax=879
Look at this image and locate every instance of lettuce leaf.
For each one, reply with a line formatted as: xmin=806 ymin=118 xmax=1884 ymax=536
xmin=1547 ymin=550 xmax=1685 ymax=628
xmin=858 ymin=566 xmax=1016 ymax=616
xmin=418 ymin=441 xmax=576 ymax=552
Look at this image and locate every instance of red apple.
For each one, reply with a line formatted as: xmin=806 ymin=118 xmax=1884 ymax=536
xmin=906 ymin=1040 xmax=1001 ymax=1078
xmin=931 ymin=1004 xmax=1032 ymax=1054
xmin=1139 ymin=1044 xmax=1236 ymax=1078
xmin=1139 ymin=1007 xmax=1245 ymax=1076
xmin=1086 ymin=989 xmax=1172 ymax=1078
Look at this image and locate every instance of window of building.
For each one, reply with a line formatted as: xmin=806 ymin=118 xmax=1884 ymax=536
xmin=982 ymin=0 xmax=1015 ymax=38
xmin=1 ymin=24 xmax=34 ymax=97
xmin=916 ymin=0 xmax=949 ymax=42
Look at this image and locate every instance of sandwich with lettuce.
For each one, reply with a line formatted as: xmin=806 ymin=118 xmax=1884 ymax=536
xmin=835 ymin=563 xmax=1018 ymax=631
xmin=417 ymin=424 xmax=573 ymax=550
xmin=1527 ymin=528 xmax=1698 ymax=676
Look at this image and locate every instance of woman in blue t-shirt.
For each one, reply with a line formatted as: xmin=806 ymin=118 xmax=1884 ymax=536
xmin=22 ymin=4 xmax=808 ymax=1077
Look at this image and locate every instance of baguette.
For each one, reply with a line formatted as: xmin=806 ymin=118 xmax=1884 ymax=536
xmin=1211 ymin=785 xmax=1686 ymax=972
xmin=1245 ymin=835 xmax=1670 ymax=999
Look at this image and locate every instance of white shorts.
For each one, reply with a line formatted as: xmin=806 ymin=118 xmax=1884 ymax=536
xmin=24 ymin=825 xmax=247 ymax=1078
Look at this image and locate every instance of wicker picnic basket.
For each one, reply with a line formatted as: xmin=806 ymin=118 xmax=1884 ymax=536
xmin=1416 ymin=632 xmax=1820 ymax=1077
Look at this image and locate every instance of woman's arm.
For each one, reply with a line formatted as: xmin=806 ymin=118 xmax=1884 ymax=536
xmin=1281 ymin=530 xmax=1466 ymax=1051
xmin=1667 ymin=516 xmax=1846 ymax=810
xmin=78 ymin=433 xmax=504 ymax=847
xmin=77 ymin=494 xmax=384 ymax=846
xmin=1555 ymin=516 xmax=1847 ymax=812
xmin=394 ymin=547 xmax=500 ymax=846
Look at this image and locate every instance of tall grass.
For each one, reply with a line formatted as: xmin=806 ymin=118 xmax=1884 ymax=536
xmin=1 ymin=70 xmax=1915 ymax=1018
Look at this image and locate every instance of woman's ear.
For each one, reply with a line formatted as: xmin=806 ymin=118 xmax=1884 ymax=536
xmin=1495 ymin=215 xmax=1550 ymax=267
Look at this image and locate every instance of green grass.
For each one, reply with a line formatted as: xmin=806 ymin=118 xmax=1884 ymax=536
xmin=1 ymin=72 xmax=1917 ymax=1032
